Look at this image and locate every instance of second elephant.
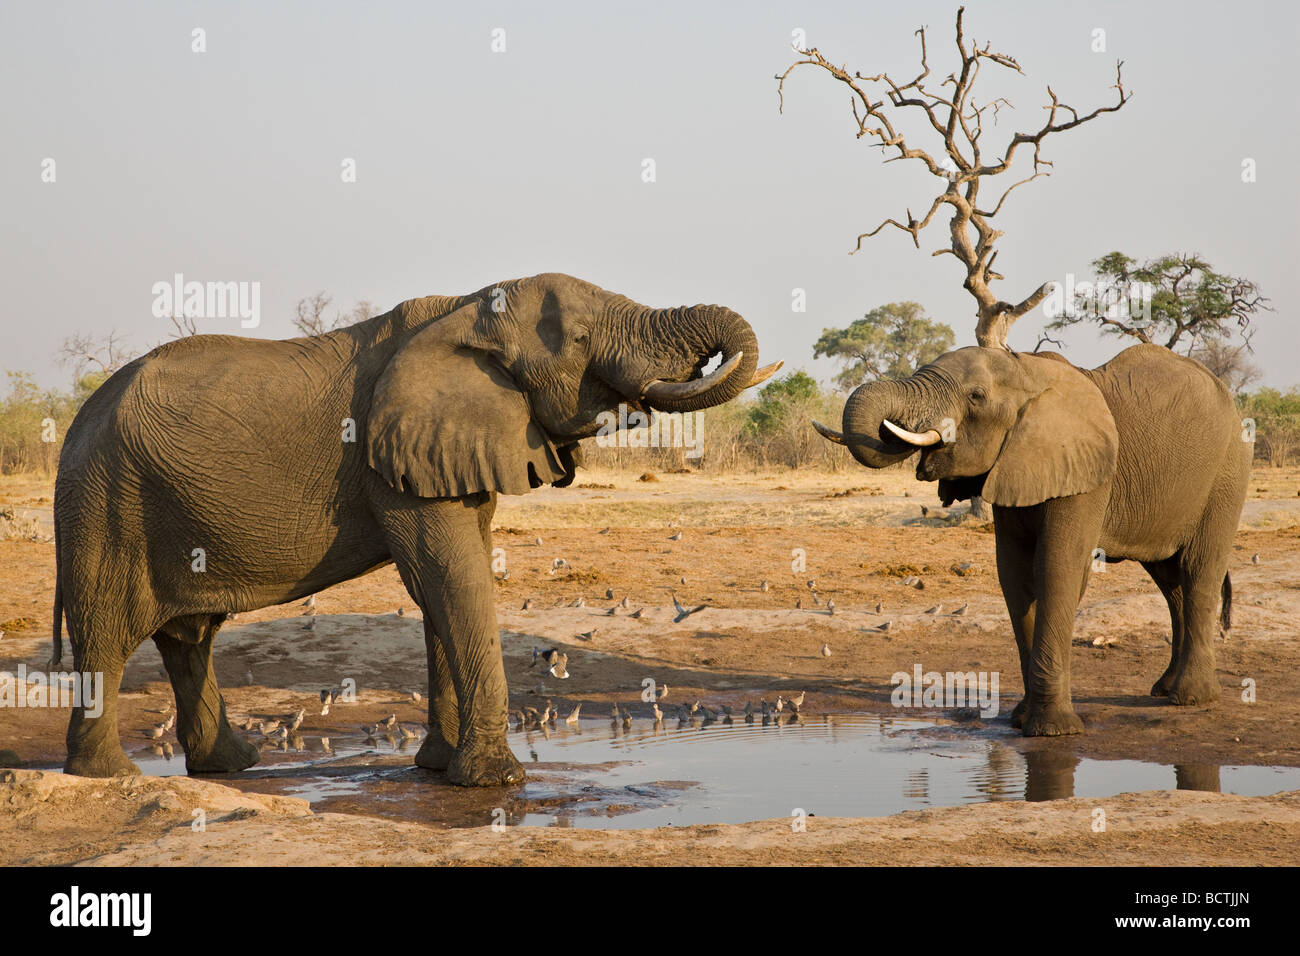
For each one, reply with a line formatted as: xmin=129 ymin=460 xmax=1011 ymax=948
xmin=815 ymin=344 xmax=1250 ymax=735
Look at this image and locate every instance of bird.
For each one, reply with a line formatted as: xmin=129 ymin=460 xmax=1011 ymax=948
xmin=652 ymin=702 xmax=663 ymax=722
xmin=606 ymin=605 xmax=619 ymax=616
xmin=1252 ymin=553 xmax=1261 ymax=564
xmin=826 ymin=598 xmax=836 ymax=615
xmin=245 ymin=669 xmax=255 ymax=686
xmin=398 ymin=724 xmax=419 ymax=740
xmin=760 ymin=579 xmax=770 ymax=593
xmin=522 ymin=598 xmax=535 ymax=610
xmin=605 ymin=588 xmax=614 ymax=599
xmin=630 ymin=608 xmax=645 ymax=619
xmin=622 ymin=706 xmax=632 ymax=728
xmin=811 ymin=592 xmax=821 ymax=606
xmin=876 ymin=620 xmax=893 ymax=632
xmin=670 ymin=592 xmax=707 ymax=624
xmin=952 ymin=603 xmax=969 ymax=616
xmin=360 ymin=724 xmax=377 ymax=738
xmin=572 ymin=596 xmax=585 ymax=608
xmin=788 ymin=691 xmax=805 ymax=708
xmin=553 ymin=558 xmax=570 ymax=570
xmin=531 ymin=646 xmax=569 ymax=679
xmin=546 ymin=701 xmax=558 ymax=724
xmin=163 ymin=713 xmax=175 ymax=731
xmin=266 ymin=726 xmax=288 ymax=741
xmin=411 ymin=690 xmax=423 ymax=705
xmin=538 ymin=701 xmax=553 ymax=724
xmin=620 ymin=596 xmax=629 ymax=608
xmin=261 ymin=719 xmax=281 ymax=735
xmin=381 ymin=713 xmax=397 ymax=730
xmin=921 ymin=505 xmax=929 ymax=517
xmin=807 ymin=579 xmax=816 ymax=590
xmin=821 ymin=643 xmax=832 ymax=657
xmin=655 ymin=683 xmax=669 ymax=702
xmin=598 ymin=527 xmax=610 ymax=535
xmin=146 ymin=723 xmax=166 ymax=740
xmin=774 ymin=696 xmax=785 ymax=713
xmin=535 ymin=536 xmax=543 ymax=546
xmin=565 ymin=703 xmax=581 ymax=724
xmin=286 ymin=709 xmax=304 ymax=733
xmin=304 ymin=617 xmax=316 ymax=632
xmin=669 ymin=531 xmax=683 ymax=541
xmin=330 ymin=688 xmax=342 ymax=705
xmin=795 ymin=598 xmax=803 ymax=609
xmin=576 ymin=629 xmax=598 ymax=642
xmin=760 ymin=699 xmax=771 ymax=719
xmin=874 ymin=601 xmax=883 ymax=614
xmin=302 ymin=595 xmax=316 ymax=608
xmin=319 ymin=689 xmax=331 ymax=707
xmin=744 ymin=701 xmax=755 ymax=722
xmin=396 ymin=607 xmax=405 ymax=617
xmin=925 ymin=604 xmax=943 ymax=614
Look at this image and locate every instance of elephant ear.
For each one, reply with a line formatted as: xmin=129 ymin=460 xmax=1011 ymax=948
xmin=367 ymin=310 xmax=576 ymax=498
xmin=981 ymin=381 xmax=1118 ymax=508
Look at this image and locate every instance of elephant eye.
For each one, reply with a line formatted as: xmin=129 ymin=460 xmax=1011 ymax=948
xmin=969 ymin=387 xmax=986 ymax=403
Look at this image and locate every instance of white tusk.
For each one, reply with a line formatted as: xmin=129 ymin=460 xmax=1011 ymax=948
xmin=642 ymin=351 xmax=743 ymax=403
xmin=882 ymin=418 xmax=942 ymax=447
xmin=811 ymin=420 xmax=846 ymax=445
xmin=746 ymin=360 xmax=784 ymax=389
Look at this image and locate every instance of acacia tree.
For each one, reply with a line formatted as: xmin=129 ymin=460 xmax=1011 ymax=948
xmin=1041 ymin=251 xmax=1270 ymax=358
xmin=777 ymin=6 xmax=1130 ymax=349
xmin=814 ymin=302 xmax=954 ymax=389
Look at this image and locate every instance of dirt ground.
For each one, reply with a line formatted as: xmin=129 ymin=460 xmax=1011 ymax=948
xmin=2 ymin=466 xmax=1299 ymax=866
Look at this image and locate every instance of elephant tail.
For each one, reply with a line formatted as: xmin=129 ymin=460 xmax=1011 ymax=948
xmin=1220 ymin=572 xmax=1232 ymax=636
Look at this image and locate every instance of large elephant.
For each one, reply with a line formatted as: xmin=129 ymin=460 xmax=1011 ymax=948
xmin=54 ymin=273 xmax=778 ymax=785
xmin=813 ymin=344 xmax=1250 ymax=736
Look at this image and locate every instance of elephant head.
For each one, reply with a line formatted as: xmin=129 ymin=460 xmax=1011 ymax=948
xmin=813 ymin=347 xmax=1118 ymax=507
xmin=367 ymin=273 xmax=780 ymax=498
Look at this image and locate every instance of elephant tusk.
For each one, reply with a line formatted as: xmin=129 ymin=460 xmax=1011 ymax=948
xmin=745 ymin=360 xmax=784 ymax=389
xmin=642 ymin=351 xmax=744 ymax=404
xmin=811 ymin=420 xmax=846 ymax=445
xmin=882 ymin=418 xmax=942 ymax=447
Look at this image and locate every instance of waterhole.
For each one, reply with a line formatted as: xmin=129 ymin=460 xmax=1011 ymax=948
xmin=126 ymin=714 xmax=1300 ymax=829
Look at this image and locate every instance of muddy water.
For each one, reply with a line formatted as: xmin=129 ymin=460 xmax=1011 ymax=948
xmin=127 ymin=714 xmax=1300 ymax=829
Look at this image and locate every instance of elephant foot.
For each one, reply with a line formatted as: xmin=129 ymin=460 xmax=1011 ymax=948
xmin=1021 ymin=705 xmax=1084 ymax=737
xmin=447 ymin=740 xmax=524 ymax=788
xmin=413 ymin=732 xmax=457 ymax=772
xmin=1150 ymin=668 xmax=1177 ymax=698
xmin=65 ymin=748 xmax=141 ymax=778
xmin=1167 ymin=672 xmax=1220 ymax=707
xmin=185 ymin=725 xmax=261 ymax=774
xmin=1009 ymin=698 xmax=1029 ymax=729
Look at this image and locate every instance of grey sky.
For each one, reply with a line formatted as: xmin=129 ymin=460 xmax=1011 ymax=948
xmin=2 ymin=0 xmax=1296 ymax=391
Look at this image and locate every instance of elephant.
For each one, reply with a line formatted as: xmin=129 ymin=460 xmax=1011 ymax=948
xmin=813 ymin=343 xmax=1250 ymax=736
xmin=52 ymin=272 xmax=779 ymax=785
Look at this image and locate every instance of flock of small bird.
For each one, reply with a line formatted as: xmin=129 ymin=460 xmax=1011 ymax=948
xmin=513 ymin=687 xmax=808 ymax=731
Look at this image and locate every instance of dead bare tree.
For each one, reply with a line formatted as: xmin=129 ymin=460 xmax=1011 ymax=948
xmin=58 ymin=330 xmax=132 ymax=377
xmin=777 ymin=6 xmax=1131 ymax=349
xmin=293 ymin=293 xmax=376 ymax=336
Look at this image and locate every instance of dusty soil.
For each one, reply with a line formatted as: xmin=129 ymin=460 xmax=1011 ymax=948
xmin=2 ymin=466 xmax=1299 ymax=865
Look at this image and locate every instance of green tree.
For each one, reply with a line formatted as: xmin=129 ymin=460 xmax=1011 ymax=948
xmin=1042 ymin=252 xmax=1270 ymax=354
xmin=747 ymin=370 xmax=820 ymax=432
xmin=813 ymin=302 xmax=955 ymax=390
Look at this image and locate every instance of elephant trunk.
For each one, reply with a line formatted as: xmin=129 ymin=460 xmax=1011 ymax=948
xmin=600 ymin=300 xmax=767 ymax=413
xmin=824 ymin=371 xmax=959 ymax=468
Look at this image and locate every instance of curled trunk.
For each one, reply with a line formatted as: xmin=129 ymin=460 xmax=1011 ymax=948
xmin=600 ymin=300 xmax=760 ymax=413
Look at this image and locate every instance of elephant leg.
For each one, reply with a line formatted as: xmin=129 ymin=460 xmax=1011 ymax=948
xmin=1020 ymin=492 xmax=1106 ymax=737
xmin=994 ymin=510 xmax=1037 ymax=728
xmin=380 ymin=493 xmax=521 ymax=787
xmin=413 ymin=626 xmax=460 ymax=771
xmin=1143 ymin=556 xmax=1185 ymax=697
xmin=154 ymin=614 xmax=260 ymax=773
xmin=388 ymin=561 xmax=460 ymax=771
xmin=1166 ymin=561 xmax=1224 ymax=706
xmin=64 ymin=637 xmax=141 ymax=778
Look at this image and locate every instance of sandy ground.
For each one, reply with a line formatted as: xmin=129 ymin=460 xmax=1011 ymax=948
xmin=2 ymin=466 xmax=1299 ymax=865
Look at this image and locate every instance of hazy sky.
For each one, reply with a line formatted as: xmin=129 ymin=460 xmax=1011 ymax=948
xmin=3 ymin=0 xmax=1296 ymax=391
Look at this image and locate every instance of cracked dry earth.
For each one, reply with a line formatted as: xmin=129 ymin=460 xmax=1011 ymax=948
xmin=2 ymin=467 xmax=1299 ymax=865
